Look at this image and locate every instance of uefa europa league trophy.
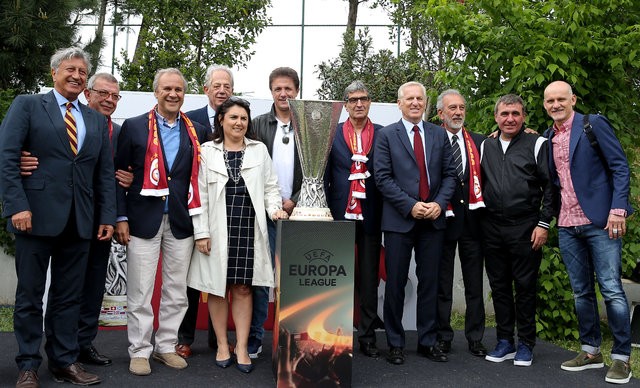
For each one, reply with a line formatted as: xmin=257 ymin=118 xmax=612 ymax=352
xmin=288 ymin=99 xmax=343 ymax=221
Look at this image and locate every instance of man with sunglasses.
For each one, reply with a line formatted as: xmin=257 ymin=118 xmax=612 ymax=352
xmin=251 ymin=67 xmax=303 ymax=358
xmin=18 ymin=73 xmax=132 ymax=369
xmin=325 ymin=80 xmax=384 ymax=358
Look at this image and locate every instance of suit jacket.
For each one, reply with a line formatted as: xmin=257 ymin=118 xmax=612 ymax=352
xmin=252 ymin=104 xmax=303 ymax=202
xmin=325 ymin=121 xmax=383 ymax=235
xmin=544 ymin=112 xmax=633 ymax=228
xmin=445 ymin=130 xmax=486 ymax=241
xmin=111 ymin=122 xmax=122 ymax=157
xmin=374 ymin=119 xmax=457 ymax=233
xmin=0 ymin=91 xmax=116 ymax=238
xmin=115 ymin=112 xmax=209 ymax=239
xmin=186 ymin=105 xmax=212 ymax=133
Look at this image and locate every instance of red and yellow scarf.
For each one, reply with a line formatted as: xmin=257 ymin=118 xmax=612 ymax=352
xmin=140 ymin=106 xmax=202 ymax=215
xmin=446 ymin=128 xmax=485 ymax=217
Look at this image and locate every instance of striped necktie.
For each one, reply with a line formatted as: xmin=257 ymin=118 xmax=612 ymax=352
xmin=65 ymin=102 xmax=78 ymax=155
xmin=451 ymin=134 xmax=464 ymax=181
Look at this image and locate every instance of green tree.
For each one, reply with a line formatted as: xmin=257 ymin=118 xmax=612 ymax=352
xmin=419 ymin=0 xmax=640 ymax=340
xmin=316 ymin=28 xmax=423 ymax=103
xmin=117 ymin=0 xmax=271 ymax=92
xmin=0 ymin=0 xmax=96 ymax=93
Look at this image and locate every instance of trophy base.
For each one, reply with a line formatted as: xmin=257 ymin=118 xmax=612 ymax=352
xmin=289 ymin=207 xmax=333 ymax=221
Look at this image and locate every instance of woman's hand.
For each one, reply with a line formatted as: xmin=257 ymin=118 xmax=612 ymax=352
xmin=272 ymin=209 xmax=289 ymax=220
xmin=195 ymin=238 xmax=211 ymax=255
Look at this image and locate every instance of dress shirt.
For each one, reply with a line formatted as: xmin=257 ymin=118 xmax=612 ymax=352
xmin=156 ymin=111 xmax=181 ymax=213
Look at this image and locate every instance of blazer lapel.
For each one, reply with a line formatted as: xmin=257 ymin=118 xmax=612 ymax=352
xmin=396 ymin=120 xmax=416 ymax=163
xmin=42 ymin=91 xmax=75 ymax=157
xmin=569 ymin=113 xmax=582 ymax=164
xmin=77 ymin=103 xmax=97 ymax=157
xmin=423 ymin=120 xmax=435 ymax=168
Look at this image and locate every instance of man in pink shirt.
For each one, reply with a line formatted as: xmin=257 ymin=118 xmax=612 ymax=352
xmin=543 ymin=81 xmax=633 ymax=384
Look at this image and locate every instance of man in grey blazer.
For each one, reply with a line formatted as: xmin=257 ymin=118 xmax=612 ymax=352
xmin=0 ymin=47 xmax=116 ymax=387
xmin=374 ymin=81 xmax=457 ymax=365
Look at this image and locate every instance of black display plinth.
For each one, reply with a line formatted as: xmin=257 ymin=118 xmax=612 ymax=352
xmin=272 ymin=220 xmax=355 ymax=388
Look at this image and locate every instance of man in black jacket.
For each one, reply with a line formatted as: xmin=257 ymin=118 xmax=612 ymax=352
xmin=481 ymin=94 xmax=555 ymax=367
xmin=250 ymin=67 xmax=302 ymax=358
xmin=435 ymin=89 xmax=487 ymax=357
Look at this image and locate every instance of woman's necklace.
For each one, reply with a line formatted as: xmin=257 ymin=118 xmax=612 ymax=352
xmin=223 ymin=148 xmax=245 ymax=184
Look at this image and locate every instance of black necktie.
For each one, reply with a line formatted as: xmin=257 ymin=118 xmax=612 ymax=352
xmin=451 ymin=134 xmax=463 ymax=181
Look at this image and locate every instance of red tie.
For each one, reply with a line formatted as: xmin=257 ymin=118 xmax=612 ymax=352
xmin=413 ymin=125 xmax=430 ymax=201
xmin=64 ymin=102 xmax=78 ymax=155
xmin=107 ymin=116 xmax=113 ymax=143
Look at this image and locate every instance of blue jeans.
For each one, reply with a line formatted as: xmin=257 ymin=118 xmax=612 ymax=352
xmin=559 ymin=224 xmax=631 ymax=361
xmin=250 ymin=218 xmax=276 ymax=341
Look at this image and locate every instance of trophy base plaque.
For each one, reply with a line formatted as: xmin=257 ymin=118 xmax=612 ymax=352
xmin=289 ymin=207 xmax=333 ymax=221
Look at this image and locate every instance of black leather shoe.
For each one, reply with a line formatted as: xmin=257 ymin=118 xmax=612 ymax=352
xmin=468 ymin=341 xmax=487 ymax=357
xmin=359 ymin=342 xmax=380 ymax=358
xmin=49 ymin=363 xmax=101 ymax=385
xmin=236 ymin=362 xmax=254 ymax=373
xmin=78 ymin=346 xmax=112 ymax=366
xmin=386 ymin=347 xmax=404 ymax=365
xmin=417 ymin=344 xmax=449 ymax=362
xmin=437 ymin=340 xmax=451 ymax=354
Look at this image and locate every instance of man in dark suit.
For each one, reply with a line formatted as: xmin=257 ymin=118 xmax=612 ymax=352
xmin=434 ymin=89 xmax=488 ymax=357
xmin=250 ymin=67 xmax=303 ymax=358
xmin=114 ymin=68 xmax=208 ymax=376
xmin=76 ymin=74 xmax=128 ymax=366
xmin=543 ymin=81 xmax=633 ymax=384
xmin=374 ymin=81 xmax=457 ymax=365
xmin=325 ymin=80 xmax=383 ymax=358
xmin=18 ymin=73 xmax=133 ymax=368
xmin=0 ymin=47 xmax=116 ymax=387
xmin=176 ymin=65 xmax=234 ymax=359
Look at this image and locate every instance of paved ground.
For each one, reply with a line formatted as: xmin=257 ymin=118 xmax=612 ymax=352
xmin=0 ymin=328 xmax=638 ymax=387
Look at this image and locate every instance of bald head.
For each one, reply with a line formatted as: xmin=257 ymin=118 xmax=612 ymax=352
xmin=543 ymin=81 xmax=576 ymax=125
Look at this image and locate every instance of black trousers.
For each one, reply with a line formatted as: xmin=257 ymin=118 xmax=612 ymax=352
xmin=14 ymin=224 xmax=90 ymax=370
xmin=354 ymin=221 xmax=383 ymax=344
xmin=383 ymin=222 xmax=444 ymax=348
xmin=177 ymin=287 xmax=215 ymax=346
xmin=77 ymin=238 xmax=110 ymax=349
xmin=483 ymin=218 xmax=541 ymax=347
xmin=437 ymin=230 xmax=485 ymax=343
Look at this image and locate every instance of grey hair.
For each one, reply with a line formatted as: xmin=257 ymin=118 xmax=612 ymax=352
xmin=153 ymin=68 xmax=188 ymax=92
xmin=343 ymin=80 xmax=369 ymax=100
xmin=397 ymin=81 xmax=426 ymax=100
xmin=87 ymin=73 xmax=119 ymax=90
xmin=494 ymin=94 xmax=526 ymax=115
xmin=204 ymin=65 xmax=234 ymax=88
xmin=50 ymin=47 xmax=91 ymax=74
xmin=436 ymin=89 xmax=465 ymax=110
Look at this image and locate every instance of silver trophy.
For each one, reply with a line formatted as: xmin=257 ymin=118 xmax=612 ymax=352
xmin=288 ymin=99 xmax=342 ymax=221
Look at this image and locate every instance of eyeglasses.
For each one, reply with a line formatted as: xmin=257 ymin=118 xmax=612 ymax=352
xmin=90 ymin=88 xmax=122 ymax=101
xmin=228 ymin=96 xmax=250 ymax=107
xmin=346 ymin=96 xmax=371 ymax=104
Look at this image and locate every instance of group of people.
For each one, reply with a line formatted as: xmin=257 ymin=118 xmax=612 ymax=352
xmin=0 ymin=45 xmax=633 ymax=388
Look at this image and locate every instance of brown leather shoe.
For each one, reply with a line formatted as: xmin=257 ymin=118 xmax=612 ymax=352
xmin=175 ymin=344 xmax=192 ymax=359
xmin=16 ymin=370 xmax=39 ymax=388
xmin=49 ymin=363 xmax=101 ymax=385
